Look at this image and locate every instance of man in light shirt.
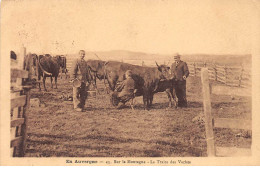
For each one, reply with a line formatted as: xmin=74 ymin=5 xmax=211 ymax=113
xmin=71 ymin=50 xmax=90 ymax=112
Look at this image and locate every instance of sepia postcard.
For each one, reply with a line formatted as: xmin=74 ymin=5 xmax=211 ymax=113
xmin=1 ymin=0 xmax=260 ymax=166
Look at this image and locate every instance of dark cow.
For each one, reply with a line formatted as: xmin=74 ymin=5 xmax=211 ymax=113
xmin=11 ymin=51 xmax=17 ymax=60
xmin=31 ymin=54 xmax=64 ymax=91
xmin=154 ymin=79 xmax=177 ymax=108
xmin=59 ymin=56 xmax=69 ymax=79
xmin=86 ymin=60 xmax=171 ymax=110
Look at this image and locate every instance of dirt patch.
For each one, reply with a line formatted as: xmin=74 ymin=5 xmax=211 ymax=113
xmin=25 ymin=77 xmax=251 ymax=157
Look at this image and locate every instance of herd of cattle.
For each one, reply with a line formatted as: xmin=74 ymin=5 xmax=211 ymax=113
xmin=13 ymin=52 xmax=178 ymax=110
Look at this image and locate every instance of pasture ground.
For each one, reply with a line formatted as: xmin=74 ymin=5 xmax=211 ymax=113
xmin=25 ymin=76 xmax=251 ymax=157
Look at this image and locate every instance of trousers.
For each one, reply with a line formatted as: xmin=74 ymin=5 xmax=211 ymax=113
xmin=73 ymin=82 xmax=87 ymax=109
xmin=111 ymin=90 xmax=134 ymax=106
xmin=175 ymin=80 xmax=187 ymax=107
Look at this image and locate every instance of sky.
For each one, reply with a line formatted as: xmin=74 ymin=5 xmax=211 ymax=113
xmin=1 ymin=0 xmax=259 ymax=55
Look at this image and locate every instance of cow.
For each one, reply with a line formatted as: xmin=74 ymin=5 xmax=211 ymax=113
xmin=59 ymin=56 xmax=69 ymax=79
xmin=86 ymin=60 xmax=172 ymax=110
xmin=11 ymin=51 xmax=17 ymax=60
xmin=154 ymin=79 xmax=177 ymax=108
xmin=31 ymin=54 xmax=65 ymax=91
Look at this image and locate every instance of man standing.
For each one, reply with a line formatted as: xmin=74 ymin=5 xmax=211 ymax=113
xmin=71 ymin=50 xmax=90 ymax=112
xmin=171 ymin=53 xmax=189 ymax=107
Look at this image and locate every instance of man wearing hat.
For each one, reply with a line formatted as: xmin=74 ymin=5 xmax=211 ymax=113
xmin=111 ymin=70 xmax=136 ymax=109
xmin=171 ymin=53 xmax=189 ymax=107
xmin=71 ymin=50 xmax=90 ymax=112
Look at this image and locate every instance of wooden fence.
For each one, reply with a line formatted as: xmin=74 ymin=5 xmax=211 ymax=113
xmin=187 ymin=62 xmax=251 ymax=88
xmin=11 ymin=47 xmax=32 ymax=157
xmin=201 ymin=68 xmax=251 ymax=157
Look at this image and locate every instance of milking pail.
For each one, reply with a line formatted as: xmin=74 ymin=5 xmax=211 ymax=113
xmin=86 ymin=83 xmax=96 ymax=98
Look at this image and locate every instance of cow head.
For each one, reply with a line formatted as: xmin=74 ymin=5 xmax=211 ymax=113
xmin=31 ymin=54 xmax=38 ymax=67
xmin=11 ymin=51 xmax=17 ymax=60
xmin=155 ymin=62 xmax=171 ymax=80
xmin=87 ymin=60 xmax=106 ymax=80
xmin=54 ymin=55 xmax=65 ymax=69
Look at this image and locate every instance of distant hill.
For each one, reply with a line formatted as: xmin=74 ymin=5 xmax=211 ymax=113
xmin=65 ymin=50 xmax=251 ymax=67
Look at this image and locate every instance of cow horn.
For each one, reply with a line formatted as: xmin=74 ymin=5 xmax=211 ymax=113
xmin=94 ymin=53 xmax=102 ymax=61
xmin=155 ymin=61 xmax=160 ymax=67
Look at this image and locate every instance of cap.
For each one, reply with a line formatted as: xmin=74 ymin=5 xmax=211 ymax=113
xmin=125 ymin=70 xmax=133 ymax=77
xmin=173 ymin=53 xmax=181 ymax=58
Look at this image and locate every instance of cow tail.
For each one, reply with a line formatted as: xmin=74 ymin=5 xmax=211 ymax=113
xmin=103 ymin=67 xmax=112 ymax=94
xmin=38 ymin=58 xmax=52 ymax=76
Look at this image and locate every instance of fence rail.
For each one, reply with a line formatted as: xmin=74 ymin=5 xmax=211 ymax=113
xmin=201 ymin=68 xmax=251 ymax=157
xmin=187 ymin=62 xmax=251 ymax=88
xmin=10 ymin=47 xmax=32 ymax=157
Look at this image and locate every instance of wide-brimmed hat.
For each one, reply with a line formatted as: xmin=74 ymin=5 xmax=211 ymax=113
xmin=173 ymin=53 xmax=181 ymax=58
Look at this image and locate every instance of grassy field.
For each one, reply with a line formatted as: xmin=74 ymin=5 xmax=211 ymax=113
xmin=25 ymin=76 xmax=251 ymax=157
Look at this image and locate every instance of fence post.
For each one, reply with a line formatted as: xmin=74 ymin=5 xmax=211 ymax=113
xmin=17 ymin=47 xmax=26 ymax=87
xmin=204 ymin=61 xmax=207 ymax=67
xmin=27 ymin=53 xmax=34 ymax=80
xmin=224 ymin=64 xmax=227 ymax=84
xmin=214 ymin=63 xmax=217 ymax=81
xmin=238 ymin=65 xmax=244 ymax=87
xmin=20 ymin=88 xmax=30 ymax=156
xmin=193 ymin=62 xmax=196 ymax=77
xmin=201 ymin=68 xmax=216 ymax=157
xmin=19 ymin=46 xmax=26 ymax=69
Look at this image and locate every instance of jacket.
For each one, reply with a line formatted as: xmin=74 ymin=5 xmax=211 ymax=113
xmin=115 ymin=78 xmax=135 ymax=93
xmin=71 ymin=58 xmax=90 ymax=83
xmin=171 ymin=60 xmax=189 ymax=81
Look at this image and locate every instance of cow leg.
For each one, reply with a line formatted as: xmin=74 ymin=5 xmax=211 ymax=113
xmin=130 ymin=90 xmax=137 ymax=111
xmin=38 ymin=76 xmax=41 ymax=91
xmin=165 ymin=89 xmax=172 ymax=108
xmin=93 ymin=75 xmax=99 ymax=94
xmin=171 ymin=88 xmax=178 ymax=108
xmin=143 ymin=95 xmax=148 ymax=110
xmin=142 ymin=89 xmax=149 ymax=110
xmin=50 ymin=76 xmax=53 ymax=89
xmin=43 ymin=75 xmax=47 ymax=91
xmin=148 ymin=93 xmax=153 ymax=108
xmin=55 ymin=76 xmax=58 ymax=89
xmin=60 ymin=71 xmax=62 ymax=79
xmin=130 ymin=98 xmax=134 ymax=110
xmin=38 ymin=82 xmax=41 ymax=91
xmin=38 ymin=74 xmax=41 ymax=91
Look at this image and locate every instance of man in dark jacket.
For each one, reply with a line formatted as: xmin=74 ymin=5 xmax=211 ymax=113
xmin=171 ymin=53 xmax=189 ymax=107
xmin=71 ymin=50 xmax=90 ymax=112
xmin=111 ymin=70 xmax=135 ymax=109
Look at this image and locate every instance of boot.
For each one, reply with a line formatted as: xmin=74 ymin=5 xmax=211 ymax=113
xmin=116 ymin=103 xmax=125 ymax=109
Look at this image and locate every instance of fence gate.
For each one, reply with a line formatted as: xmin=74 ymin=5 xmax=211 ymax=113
xmin=10 ymin=47 xmax=32 ymax=157
xmin=201 ymin=68 xmax=251 ymax=157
